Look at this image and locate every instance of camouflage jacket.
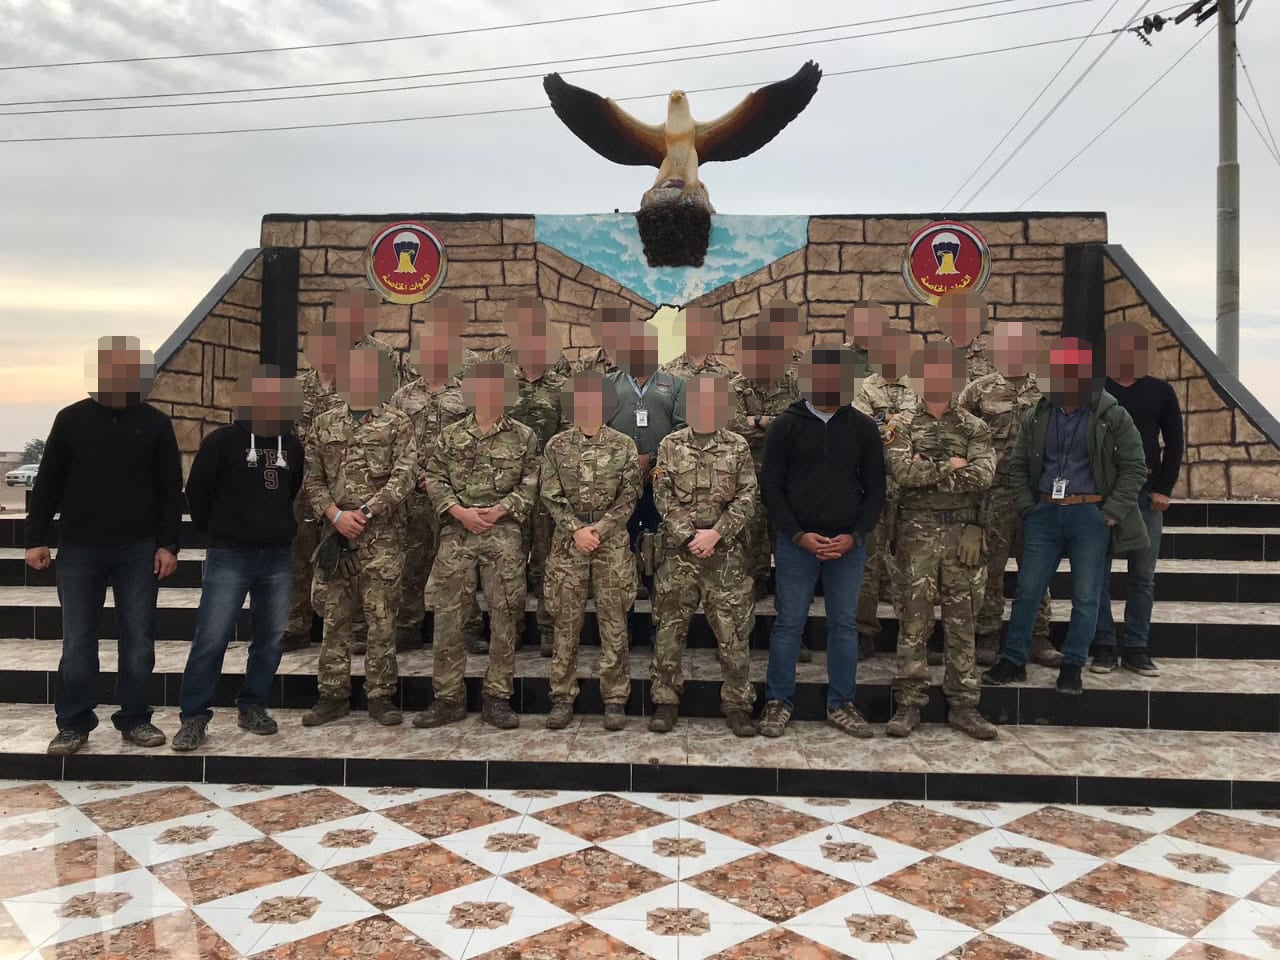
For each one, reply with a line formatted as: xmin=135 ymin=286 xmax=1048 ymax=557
xmin=506 ymin=366 xmax=569 ymax=451
xmin=453 ymin=346 xmax=485 ymax=380
xmin=303 ymin=403 xmax=418 ymax=519
xmin=660 ymin=352 xmax=735 ymax=380
xmin=944 ymin=335 xmax=995 ymax=383
xmin=841 ymin=341 xmax=873 ymax=382
xmin=389 ymin=376 xmax=469 ymax=477
xmin=296 ymin=368 xmax=345 ymax=447
xmin=886 ymin=402 xmax=995 ymax=512
xmin=573 ymin=346 xmax=618 ymax=376
xmin=540 ymin=425 xmax=642 ymax=542
xmin=729 ymin=371 xmax=801 ymax=466
xmin=958 ymin=371 xmax=1042 ymax=483
xmin=854 ymin=374 xmax=920 ymax=434
xmin=489 ymin=342 xmax=573 ymax=377
xmin=355 ymin=333 xmax=414 ymax=391
xmin=424 ymin=413 xmax=541 ymax=523
xmin=653 ymin=428 xmax=757 ymax=545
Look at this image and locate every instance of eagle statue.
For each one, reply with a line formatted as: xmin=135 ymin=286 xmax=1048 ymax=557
xmin=543 ymin=61 xmax=822 ymax=267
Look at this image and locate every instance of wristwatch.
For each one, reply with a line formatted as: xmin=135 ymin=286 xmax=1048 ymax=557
xmin=359 ymin=504 xmax=374 ymax=520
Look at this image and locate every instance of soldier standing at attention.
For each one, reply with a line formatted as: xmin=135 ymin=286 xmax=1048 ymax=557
xmin=885 ymin=341 xmax=997 ymax=740
xmin=853 ymin=328 xmax=921 ymax=661
xmin=498 ymin=299 xmax=569 ymax=656
xmin=281 ymin=322 xmax=346 ymax=652
xmin=415 ymin=362 xmax=541 ymax=730
xmin=542 ymin=373 xmax=642 ymax=731
xmin=661 ymin=305 xmax=735 ymax=380
xmin=389 ymin=321 xmax=469 ymax=652
xmin=301 ymin=347 xmax=418 ymax=728
xmin=958 ymin=321 xmax=1059 ymax=667
xmin=649 ymin=375 xmax=758 ymax=736
xmin=574 ymin=303 xmax=629 ymax=375
xmin=334 ymin=288 xmax=415 ymax=389
xmin=938 ymin=289 xmax=996 ymax=383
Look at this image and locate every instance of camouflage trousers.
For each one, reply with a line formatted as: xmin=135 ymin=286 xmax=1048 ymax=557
xmin=544 ymin=531 xmax=637 ymax=705
xmin=522 ymin=502 xmax=555 ymax=638
xmin=651 ymin=534 xmax=756 ymax=715
xmin=981 ymin=484 xmax=1053 ymax=642
xmin=893 ymin=510 xmax=982 ymax=708
xmin=398 ymin=490 xmax=484 ymax=641
xmin=855 ymin=499 xmax=897 ymax=638
xmin=432 ymin=520 xmax=527 ymax=703
xmin=285 ymin=498 xmax=320 ymax=636
xmin=315 ymin=521 xmax=401 ymax=701
xmin=746 ymin=480 xmax=777 ymax=589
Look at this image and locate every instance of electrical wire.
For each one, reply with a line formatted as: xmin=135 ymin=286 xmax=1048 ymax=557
xmin=1018 ymin=24 xmax=1215 ymax=207
xmin=1237 ymin=47 xmax=1280 ymax=160
xmin=0 ymin=0 xmax=1097 ymax=118
xmin=0 ymin=31 xmax=1120 ymax=145
xmin=1239 ymin=97 xmax=1280 ymax=166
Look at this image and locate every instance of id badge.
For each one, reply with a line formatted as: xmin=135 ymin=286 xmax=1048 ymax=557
xmin=635 ymin=408 xmax=649 ymax=428
xmin=1051 ymin=478 xmax=1068 ymax=500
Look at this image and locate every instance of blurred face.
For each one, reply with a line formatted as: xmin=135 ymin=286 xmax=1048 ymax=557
xmin=1045 ymin=340 xmax=1096 ymax=407
xmin=762 ymin=300 xmax=801 ymax=350
xmin=686 ymin=376 xmax=729 ymax=433
xmin=334 ymin=291 xmax=381 ymax=343
xmin=235 ymin=376 xmax=303 ymax=435
xmin=869 ymin=330 xmax=913 ymax=380
xmin=88 ymin=336 xmax=152 ymax=408
xmin=938 ymin=294 xmax=987 ymax=347
xmin=571 ymin=382 xmax=605 ymax=434
xmin=845 ymin=303 xmax=888 ymax=349
xmin=464 ymin=366 xmax=516 ymax=419
xmin=740 ymin=335 xmax=787 ymax=384
xmin=510 ymin=314 xmax=561 ymax=380
xmin=337 ymin=348 xmax=394 ymax=409
xmin=619 ymin=321 xmax=659 ymax=379
xmin=425 ymin=296 xmax=470 ymax=337
xmin=681 ymin=306 xmax=720 ymax=358
xmin=993 ymin=322 xmax=1039 ymax=379
xmin=1106 ymin=331 xmax=1150 ymax=381
xmin=800 ymin=354 xmax=855 ymax=408
xmin=304 ymin=326 xmax=341 ymax=376
xmin=920 ymin=356 xmax=962 ymax=405
xmin=412 ymin=323 xmax=462 ymax=382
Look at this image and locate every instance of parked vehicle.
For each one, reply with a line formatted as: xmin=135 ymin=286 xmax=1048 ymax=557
xmin=4 ymin=464 xmax=38 ymax=487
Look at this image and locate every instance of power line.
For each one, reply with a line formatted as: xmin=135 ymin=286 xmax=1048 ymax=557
xmin=0 ymin=0 xmax=1096 ymax=118
xmin=959 ymin=0 xmax=1153 ymax=208
xmin=0 ymin=0 xmax=725 ymax=72
xmin=940 ymin=0 xmax=1126 ymax=209
xmin=1237 ymin=46 xmax=1280 ymax=159
xmin=1239 ymin=97 xmax=1280 ymax=166
xmin=0 ymin=31 xmax=1117 ymax=145
xmin=1018 ymin=24 xmax=1215 ymax=207
xmin=0 ymin=0 xmax=1047 ymax=108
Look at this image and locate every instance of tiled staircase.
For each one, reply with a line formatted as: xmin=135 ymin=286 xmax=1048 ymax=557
xmin=1 ymin=502 xmax=1278 ymax=807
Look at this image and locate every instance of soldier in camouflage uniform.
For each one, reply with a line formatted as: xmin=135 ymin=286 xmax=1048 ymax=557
xmin=885 ymin=341 xmax=998 ymax=741
xmin=649 ymin=375 xmax=758 ymax=737
xmin=853 ymin=328 xmax=921 ymax=659
xmin=541 ymin=373 xmax=642 ymax=731
xmin=282 ymin=322 xmax=347 ymax=651
xmin=389 ymin=322 xmax=470 ymax=652
xmin=301 ymin=347 xmax=418 ymax=728
xmin=937 ymin=290 xmax=996 ymax=383
xmin=662 ymin=305 xmax=736 ymax=381
xmin=958 ymin=321 xmax=1059 ymax=667
xmin=423 ymin=293 xmax=483 ymax=379
xmin=415 ymin=361 xmax=542 ymax=730
xmin=334 ymin=289 xmax=414 ymax=390
xmin=843 ymin=301 xmax=887 ymax=382
xmin=573 ymin=304 xmax=630 ymax=375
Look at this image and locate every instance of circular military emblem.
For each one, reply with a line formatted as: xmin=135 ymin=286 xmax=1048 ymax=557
xmin=902 ymin=220 xmax=991 ymax=305
xmin=365 ymin=221 xmax=448 ymax=304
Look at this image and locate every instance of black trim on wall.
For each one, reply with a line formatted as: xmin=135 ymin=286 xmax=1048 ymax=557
xmin=154 ymin=248 xmax=261 ymax=369
xmin=1063 ymin=244 xmax=1106 ymax=354
xmin=260 ymin=248 xmax=300 ymax=376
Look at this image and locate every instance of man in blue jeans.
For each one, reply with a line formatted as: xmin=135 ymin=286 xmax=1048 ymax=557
xmin=759 ymin=346 xmax=885 ymax=737
xmin=172 ymin=369 xmax=305 ymax=751
xmin=25 ymin=337 xmax=184 ymax=756
xmin=983 ymin=337 xmax=1148 ymax=695
xmin=1091 ymin=322 xmax=1183 ymax=677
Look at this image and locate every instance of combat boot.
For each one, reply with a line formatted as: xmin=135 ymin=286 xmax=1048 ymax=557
xmin=798 ymin=643 xmax=813 ymax=664
xmin=927 ymin=647 xmax=943 ymax=667
xmin=948 ymin=704 xmax=998 ymax=741
xmin=413 ymin=698 xmax=466 ymax=728
xmin=481 ymin=696 xmax=520 ymax=730
xmin=1030 ymin=635 xmax=1063 ymax=667
xmin=648 ymin=704 xmax=679 ymax=733
xmin=546 ymin=702 xmax=574 ymax=730
xmin=974 ymin=631 xmax=1001 ymax=667
xmin=540 ymin=627 xmax=554 ymax=659
xmin=726 ymin=711 xmax=757 ymax=738
xmin=301 ymin=698 xmax=350 ymax=727
xmin=466 ymin=632 xmax=490 ymax=655
xmin=368 ymin=697 xmax=403 ymax=726
xmin=394 ymin=626 xmax=421 ymax=653
xmin=886 ymin=704 xmax=920 ymax=738
xmin=858 ymin=633 xmax=877 ymax=661
xmin=603 ymin=705 xmax=627 ymax=731
xmin=280 ymin=632 xmax=310 ymax=652
xmin=351 ymin=625 xmax=368 ymax=657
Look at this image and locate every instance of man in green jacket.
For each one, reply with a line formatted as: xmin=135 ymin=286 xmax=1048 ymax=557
xmin=982 ymin=337 xmax=1148 ymax=695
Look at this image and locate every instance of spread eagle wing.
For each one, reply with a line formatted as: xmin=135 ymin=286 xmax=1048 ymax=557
xmin=542 ymin=73 xmax=668 ymax=167
xmin=694 ymin=60 xmax=822 ymax=164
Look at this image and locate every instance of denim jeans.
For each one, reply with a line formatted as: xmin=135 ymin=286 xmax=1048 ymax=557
xmin=1005 ymin=502 xmax=1112 ymax=668
xmin=765 ymin=534 xmax=868 ymax=711
xmin=179 ymin=546 xmax=290 ymax=721
xmin=1094 ymin=489 xmax=1163 ymax=650
xmin=54 ymin=538 xmax=159 ymax=735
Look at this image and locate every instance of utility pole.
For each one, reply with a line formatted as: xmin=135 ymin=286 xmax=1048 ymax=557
xmin=1216 ymin=0 xmax=1239 ymax=375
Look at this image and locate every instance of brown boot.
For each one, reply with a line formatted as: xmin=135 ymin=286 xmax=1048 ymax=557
xmin=948 ymin=704 xmax=998 ymax=741
xmin=648 ymin=704 xmax=678 ymax=733
xmin=301 ymin=698 xmax=350 ymax=727
xmin=465 ymin=633 xmax=490 ymax=655
xmin=394 ymin=627 xmax=421 ymax=653
xmin=413 ymin=698 xmax=466 ymax=729
xmin=886 ymin=704 xmax=920 ymax=738
xmin=1030 ymin=635 xmax=1063 ymax=667
xmin=546 ymin=701 xmax=574 ymax=730
xmin=975 ymin=631 xmax=1000 ymax=668
xmin=726 ymin=711 xmax=757 ymax=738
xmin=603 ymin=705 xmax=627 ymax=732
xmin=280 ymin=632 xmax=310 ymax=652
xmin=858 ymin=633 xmax=877 ymax=661
xmin=926 ymin=650 xmax=943 ymax=667
xmin=481 ymin=696 xmax=519 ymax=730
xmin=368 ymin=697 xmax=403 ymax=726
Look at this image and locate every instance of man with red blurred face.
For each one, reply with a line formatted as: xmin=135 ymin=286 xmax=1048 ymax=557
xmin=983 ymin=337 xmax=1148 ymax=695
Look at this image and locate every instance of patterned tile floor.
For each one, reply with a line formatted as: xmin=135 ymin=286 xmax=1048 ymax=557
xmin=3 ymin=781 xmax=1280 ymax=958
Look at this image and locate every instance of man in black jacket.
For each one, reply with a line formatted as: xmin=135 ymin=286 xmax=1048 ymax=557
xmin=25 ymin=337 xmax=184 ymax=756
xmin=172 ymin=368 xmax=305 ymax=751
xmin=759 ymin=346 xmax=886 ymax=738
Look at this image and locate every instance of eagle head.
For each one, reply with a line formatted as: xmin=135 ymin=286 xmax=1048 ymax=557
xmin=666 ymin=89 xmax=692 ymax=126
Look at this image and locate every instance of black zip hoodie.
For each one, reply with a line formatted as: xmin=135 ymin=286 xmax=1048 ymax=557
xmin=761 ymin=400 xmax=887 ymax=542
xmin=185 ymin=421 xmax=305 ymax=548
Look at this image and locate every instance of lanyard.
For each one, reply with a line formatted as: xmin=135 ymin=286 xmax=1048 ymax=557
xmin=629 ymin=376 xmax=652 ymax=400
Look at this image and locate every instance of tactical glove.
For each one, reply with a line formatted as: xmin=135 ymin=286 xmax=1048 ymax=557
xmin=957 ymin=524 xmax=984 ymax=567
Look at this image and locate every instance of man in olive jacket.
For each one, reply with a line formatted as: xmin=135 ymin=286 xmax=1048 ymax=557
xmin=982 ymin=337 xmax=1148 ymax=695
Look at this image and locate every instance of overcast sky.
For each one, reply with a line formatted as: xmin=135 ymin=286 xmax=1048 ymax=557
xmin=0 ymin=0 xmax=1277 ymax=452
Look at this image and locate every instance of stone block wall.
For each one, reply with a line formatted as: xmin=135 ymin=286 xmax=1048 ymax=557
xmin=148 ymin=253 xmax=263 ymax=476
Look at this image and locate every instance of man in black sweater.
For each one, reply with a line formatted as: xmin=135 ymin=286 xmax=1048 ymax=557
xmin=25 ymin=337 xmax=184 ymax=756
xmin=759 ymin=346 xmax=886 ymax=738
xmin=172 ymin=368 xmax=305 ymax=751
xmin=1091 ymin=322 xmax=1184 ymax=676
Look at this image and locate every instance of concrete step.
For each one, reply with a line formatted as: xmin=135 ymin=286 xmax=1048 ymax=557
xmin=0 ymin=703 xmax=1271 ymax=809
